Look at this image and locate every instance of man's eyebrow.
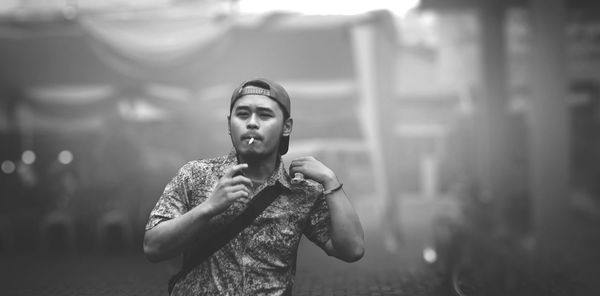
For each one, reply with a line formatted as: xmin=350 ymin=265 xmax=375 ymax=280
xmin=233 ymin=105 xmax=250 ymax=110
xmin=256 ymin=106 xmax=275 ymax=113
xmin=233 ymin=105 xmax=275 ymax=112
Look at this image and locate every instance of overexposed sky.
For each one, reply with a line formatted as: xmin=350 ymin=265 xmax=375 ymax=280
xmin=238 ymin=0 xmax=420 ymax=16
xmin=0 ymin=0 xmax=420 ymax=17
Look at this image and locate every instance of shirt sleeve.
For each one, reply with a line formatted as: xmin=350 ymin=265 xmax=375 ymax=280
xmin=302 ymin=192 xmax=331 ymax=248
xmin=145 ymin=162 xmax=194 ymax=231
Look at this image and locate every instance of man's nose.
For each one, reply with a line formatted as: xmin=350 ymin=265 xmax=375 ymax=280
xmin=247 ymin=113 xmax=259 ymax=129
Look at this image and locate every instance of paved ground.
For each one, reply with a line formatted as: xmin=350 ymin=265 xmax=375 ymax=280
xmin=0 ymin=230 xmax=446 ymax=296
xmin=1 ymin=196 xmax=599 ymax=295
xmin=1 ymin=227 xmax=588 ymax=296
xmin=0 ymin=194 xmax=450 ymax=296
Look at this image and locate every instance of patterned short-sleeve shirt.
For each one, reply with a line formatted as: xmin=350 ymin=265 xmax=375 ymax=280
xmin=146 ymin=150 xmax=331 ymax=296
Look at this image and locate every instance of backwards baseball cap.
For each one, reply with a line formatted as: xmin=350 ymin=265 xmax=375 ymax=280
xmin=229 ymin=78 xmax=291 ymax=155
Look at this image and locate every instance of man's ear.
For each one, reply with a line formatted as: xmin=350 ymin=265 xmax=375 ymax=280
xmin=227 ymin=115 xmax=231 ymax=134
xmin=283 ymin=117 xmax=293 ymax=136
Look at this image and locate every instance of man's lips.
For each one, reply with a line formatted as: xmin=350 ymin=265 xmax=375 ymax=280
xmin=242 ymin=135 xmax=262 ymax=144
xmin=241 ymin=134 xmax=262 ymax=141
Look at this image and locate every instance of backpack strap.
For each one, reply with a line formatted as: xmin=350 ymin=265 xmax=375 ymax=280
xmin=168 ymin=184 xmax=282 ymax=294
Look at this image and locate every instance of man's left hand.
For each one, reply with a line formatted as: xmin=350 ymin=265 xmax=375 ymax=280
xmin=289 ymin=156 xmax=340 ymax=190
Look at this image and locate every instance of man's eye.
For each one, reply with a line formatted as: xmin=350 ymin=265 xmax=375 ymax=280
xmin=236 ymin=112 xmax=249 ymax=117
xmin=259 ymin=113 xmax=273 ymax=118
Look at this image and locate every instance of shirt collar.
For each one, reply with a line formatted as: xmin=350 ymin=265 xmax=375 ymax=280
xmin=222 ymin=148 xmax=292 ymax=191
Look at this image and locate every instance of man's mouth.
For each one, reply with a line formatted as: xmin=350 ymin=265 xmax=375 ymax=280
xmin=242 ymin=135 xmax=262 ymax=144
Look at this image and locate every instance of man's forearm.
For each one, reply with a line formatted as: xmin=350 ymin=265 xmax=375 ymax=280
xmin=325 ymin=188 xmax=365 ymax=262
xmin=143 ymin=203 xmax=216 ymax=262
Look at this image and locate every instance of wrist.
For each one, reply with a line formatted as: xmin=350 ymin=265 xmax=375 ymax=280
xmin=197 ymin=201 xmax=219 ymax=220
xmin=322 ymin=182 xmax=343 ymax=196
xmin=322 ymin=174 xmax=341 ymax=191
xmin=322 ymin=174 xmax=340 ymax=191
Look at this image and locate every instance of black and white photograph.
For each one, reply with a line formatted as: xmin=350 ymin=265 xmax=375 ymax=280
xmin=1 ymin=0 xmax=599 ymax=295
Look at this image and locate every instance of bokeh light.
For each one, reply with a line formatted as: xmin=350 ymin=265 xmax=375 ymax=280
xmin=1 ymin=160 xmax=16 ymax=174
xmin=423 ymin=247 xmax=437 ymax=263
xmin=58 ymin=150 xmax=74 ymax=165
xmin=21 ymin=150 xmax=36 ymax=165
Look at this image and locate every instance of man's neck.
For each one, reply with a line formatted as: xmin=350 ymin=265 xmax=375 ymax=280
xmin=237 ymin=152 xmax=279 ymax=182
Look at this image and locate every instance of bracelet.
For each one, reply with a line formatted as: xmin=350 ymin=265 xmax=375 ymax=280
xmin=322 ymin=183 xmax=343 ymax=195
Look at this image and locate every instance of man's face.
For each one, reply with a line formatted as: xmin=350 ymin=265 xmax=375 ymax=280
xmin=228 ymin=94 xmax=291 ymax=159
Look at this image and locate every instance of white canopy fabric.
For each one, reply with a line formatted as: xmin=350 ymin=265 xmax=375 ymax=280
xmin=1 ymin=11 xmax=394 ymax=85
xmin=0 ymin=10 xmax=397 ymax=133
xmin=78 ymin=12 xmax=235 ymax=77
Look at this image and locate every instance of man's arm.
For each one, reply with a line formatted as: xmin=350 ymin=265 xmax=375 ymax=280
xmin=320 ymin=183 xmax=365 ymax=262
xmin=290 ymin=157 xmax=365 ymax=262
xmin=144 ymin=202 xmax=214 ymax=262
xmin=143 ymin=164 xmax=252 ymax=262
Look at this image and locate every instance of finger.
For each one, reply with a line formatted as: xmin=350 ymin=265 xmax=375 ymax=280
xmin=231 ymin=175 xmax=252 ymax=187
xmin=224 ymin=163 xmax=249 ymax=178
xmin=294 ymin=156 xmax=314 ymax=162
xmin=289 ymin=165 xmax=305 ymax=176
xmin=289 ymin=159 xmax=304 ymax=170
xmin=291 ymin=156 xmax=317 ymax=168
xmin=227 ymin=190 xmax=249 ymax=200
xmin=289 ymin=162 xmax=299 ymax=174
xmin=291 ymin=157 xmax=306 ymax=165
xmin=290 ymin=160 xmax=300 ymax=172
xmin=229 ymin=184 xmax=250 ymax=195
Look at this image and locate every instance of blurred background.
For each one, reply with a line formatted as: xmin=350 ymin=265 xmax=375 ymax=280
xmin=1 ymin=0 xmax=599 ymax=295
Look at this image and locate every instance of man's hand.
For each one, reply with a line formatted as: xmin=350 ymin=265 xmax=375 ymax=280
xmin=289 ymin=156 xmax=340 ymax=190
xmin=143 ymin=164 xmax=251 ymax=263
xmin=290 ymin=156 xmax=364 ymax=262
xmin=205 ymin=164 xmax=252 ymax=216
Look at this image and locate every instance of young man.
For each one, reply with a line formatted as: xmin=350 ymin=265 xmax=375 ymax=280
xmin=144 ymin=78 xmax=364 ymax=295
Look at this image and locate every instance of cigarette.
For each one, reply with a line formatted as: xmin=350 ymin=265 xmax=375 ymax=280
xmin=249 ymin=138 xmax=254 ymax=145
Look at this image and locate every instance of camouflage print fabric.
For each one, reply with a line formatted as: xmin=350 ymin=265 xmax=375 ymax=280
xmin=146 ymin=149 xmax=331 ymax=296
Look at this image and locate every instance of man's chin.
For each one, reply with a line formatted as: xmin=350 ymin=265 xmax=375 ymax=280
xmin=236 ymin=147 xmax=262 ymax=157
xmin=236 ymin=146 xmax=274 ymax=162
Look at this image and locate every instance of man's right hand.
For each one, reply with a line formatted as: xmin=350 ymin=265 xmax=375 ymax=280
xmin=204 ymin=163 xmax=252 ymax=216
